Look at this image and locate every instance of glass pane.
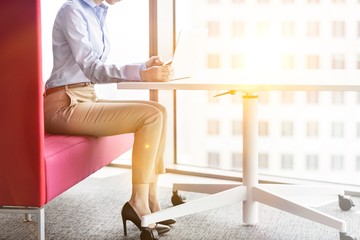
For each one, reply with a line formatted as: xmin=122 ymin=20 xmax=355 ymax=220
xmin=175 ymin=0 xmax=360 ymax=185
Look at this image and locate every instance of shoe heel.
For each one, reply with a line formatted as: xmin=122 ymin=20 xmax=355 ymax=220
xmin=122 ymin=216 xmax=127 ymax=236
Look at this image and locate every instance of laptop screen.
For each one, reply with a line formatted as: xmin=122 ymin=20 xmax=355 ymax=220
xmin=169 ymin=29 xmax=208 ymax=80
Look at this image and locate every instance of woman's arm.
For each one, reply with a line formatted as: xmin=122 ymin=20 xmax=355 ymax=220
xmin=57 ymin=4 xmax=144 ymax=83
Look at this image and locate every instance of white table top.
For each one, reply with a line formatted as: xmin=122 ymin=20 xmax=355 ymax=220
xmin=117 ymin=69 xmax=360 ymax=93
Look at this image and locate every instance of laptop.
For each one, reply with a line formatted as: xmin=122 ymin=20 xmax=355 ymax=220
xmin=165 ymin=29 xmax=208 ymax=81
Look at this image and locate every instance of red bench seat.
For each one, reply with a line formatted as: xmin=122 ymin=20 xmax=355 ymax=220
xmin=44 ymin=133 xmax=133 ymax=202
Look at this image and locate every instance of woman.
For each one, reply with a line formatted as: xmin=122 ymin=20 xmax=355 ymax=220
xmin=44 ymin=0 xmax=174 ymax=236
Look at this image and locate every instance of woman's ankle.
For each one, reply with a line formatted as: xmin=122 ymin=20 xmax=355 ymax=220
xmin=128 ymin=199 xmax=152 ymax=217
xmin=149 ymin=197 xmax=161 ymax=212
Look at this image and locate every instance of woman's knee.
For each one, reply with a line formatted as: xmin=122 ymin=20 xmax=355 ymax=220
xmin=150 ymin=101 xmax=166 ymax=112
xmin=144 ymin=105 xmax=164 ymax=125
xmin=150 ymin=101 xmax=167 ymax=119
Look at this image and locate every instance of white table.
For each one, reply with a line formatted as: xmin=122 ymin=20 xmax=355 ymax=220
xmin=118 ymin=69 xmax=360 ymax=240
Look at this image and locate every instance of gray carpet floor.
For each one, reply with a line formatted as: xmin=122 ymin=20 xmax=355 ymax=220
xmin=1 ymin=168 xmax=360 ymax=240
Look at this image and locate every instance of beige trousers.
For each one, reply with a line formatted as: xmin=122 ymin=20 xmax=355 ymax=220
xmin=43 ymin=84 xmax=166 ymax=184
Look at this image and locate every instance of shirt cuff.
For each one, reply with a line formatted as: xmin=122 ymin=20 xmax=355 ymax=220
xmin=125 ymin=63 xmax=146 ymax=81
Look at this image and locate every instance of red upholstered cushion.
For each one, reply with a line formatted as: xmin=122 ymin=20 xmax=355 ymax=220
xmin=44 ymin=133 xmax=133 ymax=202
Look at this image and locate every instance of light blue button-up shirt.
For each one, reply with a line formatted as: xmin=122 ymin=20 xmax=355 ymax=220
xmin=45 ymin=0 xmax=145 ymax=89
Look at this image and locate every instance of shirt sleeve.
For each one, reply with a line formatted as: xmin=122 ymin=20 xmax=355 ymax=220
xmin=58 ymin=5 xmax=144 ymax=83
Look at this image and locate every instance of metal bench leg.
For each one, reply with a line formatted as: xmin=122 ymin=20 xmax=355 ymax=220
xmin=0 ymin=206 xmax=45 ymax=240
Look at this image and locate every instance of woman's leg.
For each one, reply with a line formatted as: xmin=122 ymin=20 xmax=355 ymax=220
xmin=45 ymin=91 xmax=165 ymax=217
xmin=128 ymin=184 xmax=151 ymax=219
xmin=45 ymin=90 xmax=167 ymax=217
xmin=149 ymin=175 xmax=161 ymax=212
xmin=97 ymin=99 xmax=167 ymax=177
xmin=97 ymin=99 xmax=167 ymax=212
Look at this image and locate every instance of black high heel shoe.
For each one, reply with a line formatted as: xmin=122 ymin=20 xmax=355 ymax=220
xmin=157 ymin=218 xmax=176 ymax=226
xmin=121 ymin=202 xmax=170 ymax=237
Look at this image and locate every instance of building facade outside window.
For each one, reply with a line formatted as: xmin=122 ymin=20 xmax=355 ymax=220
xmin=281 ymin=154 xmax=294 ymax=170
xmin=232 ymin=152 xmax=243 ymax=170
xmin=208 ymin=152 xmax=220 ymax=168
xmin=307 ymin=21 xmax=320 ymax=37
xmin=306 ymin=55 xmax=320 ymax=69
xmin=306 ymin=122 xmax=319 ymax=137
xmin=175 ymin=0 xmax=360 ymax=185
xmin=232 ymin=120 xmax=243 ymax=136
xmin=259 ymin=153 xmax=269 ymax=169
xmin=307 ymin=91 xmax=318 ymax=104
xmin=306 ymin=155 xmax=319 ymax=171
xmin=331 ymin=155 xmax=344 ymax=171
xmin=208 ymin=120 xmax=220 ymax=136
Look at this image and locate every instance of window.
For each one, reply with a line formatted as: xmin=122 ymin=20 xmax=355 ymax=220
xmin=332 ymin=21 xmax=345 ymax=38
xmin=331 ymin=122 xmax=344 ymax=138
xmin=332 ymin=54 xmax=345 ymax=69
xmin=174 ymin=0 xmax=360 ymax=185
xmin=259 ymin=121 xmax=269 ymax=136
xmin=282 ymin=54 xmax=295 ymax=69
xmin=306 ymin=55 xmax=320 ymax=69
xmin=208 ymin=21 xmax=221 ymax=38
xmin=331 ymin=155 xmax=344 ymax=171
xmin=282 ymin=21 xmax=295 ymax=37
xmin=232 ymin=21 xmax=245 ymax=38
xmin=259 ymin=153 xmax=269 ymax=169
xmin=306 ymin=121 xmax=319 ymax=137
xmin=231 ymin=54 xmax=245 ymax=69
xmin=256 ymin=21 xmax=270 ymax=37
xmin=208 ymin=54 xmax=221 ymax=68
xmin=208 ymin=152 xmax=220 ymax=168
xmin=232 ymin=152 xmax=243 ymax=170
xmin=281 ymin=92 xmax=294 ymax=104
xmin=307 ymin=91 xmax=318 ymax=104
xmin=281 ymin=154 xmax=294 ymax=170
xmin=281 ymin=121 xmax=294 ymax=137
xmin=232 ymin=120 xmax=243 ymax=136
xmin=332 ymin=92 xmax=344 ymax=104
xmin=306 ymin=155 xmax=319 ymax=170
xmin=208 ymin=120 xmax=220 ymax=135
xmin=259 ymin=92 xmax=269 ymax=104
xmin=307 ymin=21 xmax=320 ymax=37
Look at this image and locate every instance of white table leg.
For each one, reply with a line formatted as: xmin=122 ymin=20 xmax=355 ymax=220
xmin=242 ymin=93 xmax=259 ymax=225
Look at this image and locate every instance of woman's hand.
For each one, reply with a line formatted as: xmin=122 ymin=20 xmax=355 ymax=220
xmin=140 ymin=65 xmax=174 ymax=82
xmin=145 ymin=56 xmax=164 ymax=68
xmin=141 ymin=56 xmax=174 ymax=82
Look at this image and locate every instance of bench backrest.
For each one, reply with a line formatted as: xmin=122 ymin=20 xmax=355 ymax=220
xmin=0 ymin=0 xmax=46 ymax=207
